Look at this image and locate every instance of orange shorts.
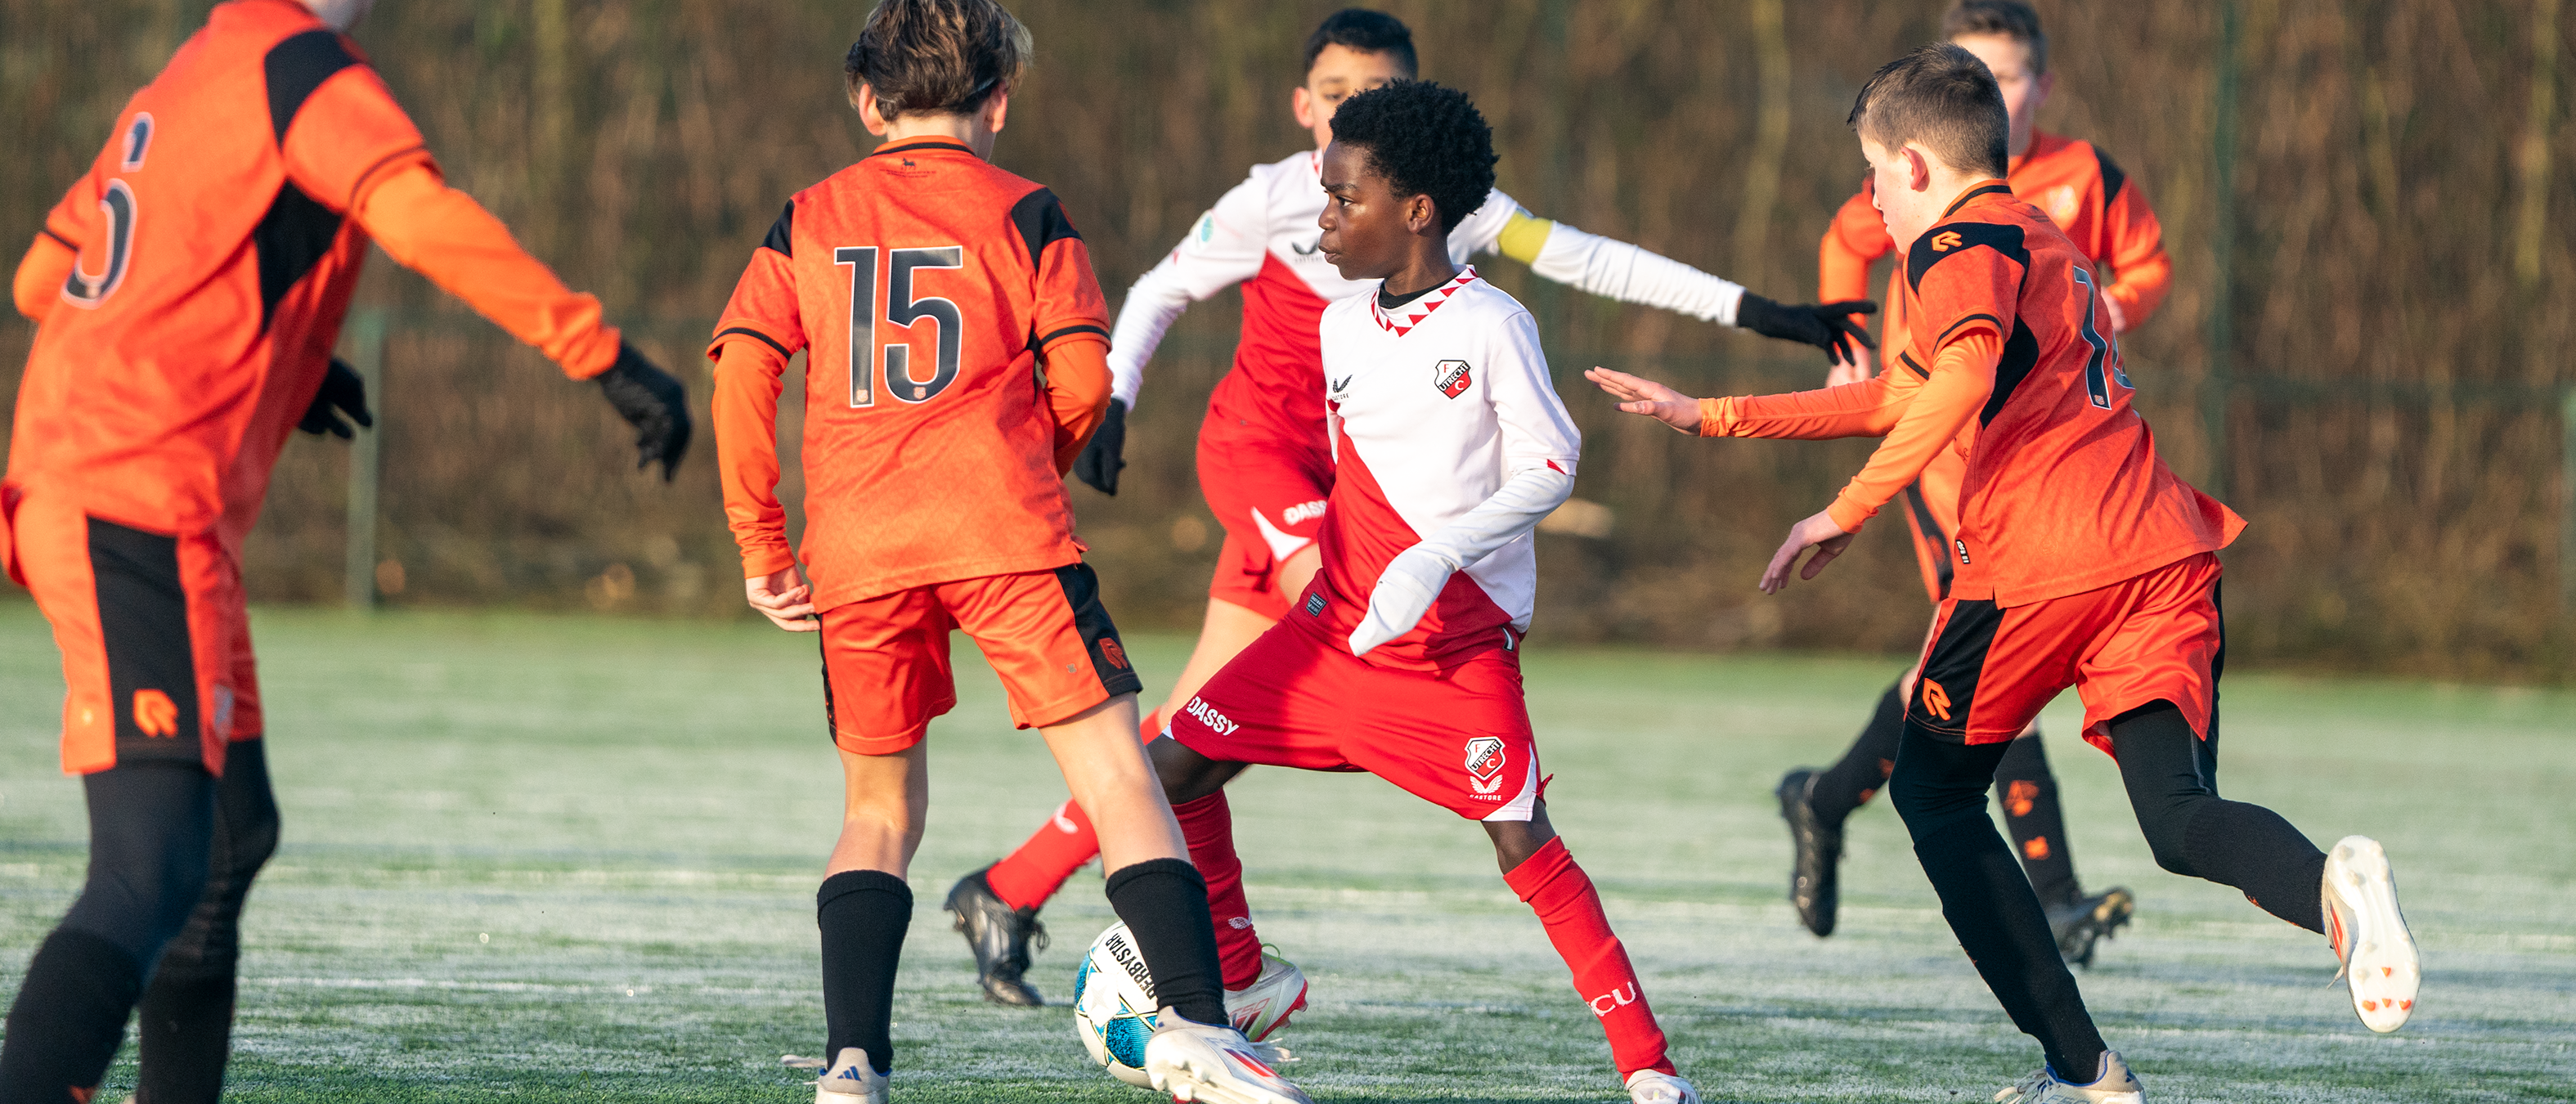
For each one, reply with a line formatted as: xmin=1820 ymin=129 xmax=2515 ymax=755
xmin=1907 ymin=551 xmax=2223 ymax=754
xmin=6 ymin=491 xmax=262 ymax=776
xmin=819 ymin=563 xmax=1143 ymax=755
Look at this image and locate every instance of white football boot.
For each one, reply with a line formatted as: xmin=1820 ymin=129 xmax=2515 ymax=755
xmin=2323 ymin=834 xmax=2420 ymax=1033
xmin=1625 ymin=1068 xmax=1703 ymax=1103
xmin=1224 ymin=948 xmax=1309 ymax=1042
xmin=1144 ymin=1013 xmax=1312 ymax=1104
xmin=813 ymin=1047 xmax=888 ymax=1104
xmin=1993 ymin=1051 xmax=2144 ymax=1103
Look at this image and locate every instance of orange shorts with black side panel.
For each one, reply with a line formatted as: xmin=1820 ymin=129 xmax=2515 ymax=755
xmin=819 ymin=563 xmax=1143 ymax=755
xmin=1907 ymin=551 xmax=2222 ymax=755
xmin=9 ymin=491 xmax=262 ymax=776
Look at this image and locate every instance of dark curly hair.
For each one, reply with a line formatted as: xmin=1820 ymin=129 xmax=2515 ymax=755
xmin=1328 ymin=80 xmax=1497 ymax=234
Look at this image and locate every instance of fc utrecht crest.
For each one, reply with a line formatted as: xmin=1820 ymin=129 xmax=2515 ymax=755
xmin=1465 ymin=736 xmax=1507 ymax=795
xmin=1434 ymin=360 xmax=1473 ymax=399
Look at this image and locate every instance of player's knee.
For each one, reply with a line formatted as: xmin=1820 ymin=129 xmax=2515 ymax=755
xmin=2136 ymin=797 xmax=2206 ymax=877
xmin=1147 ymin=735 xmax=1227 ymax=806
xmin=1887 ymin=727 xmax=1990 ymax=842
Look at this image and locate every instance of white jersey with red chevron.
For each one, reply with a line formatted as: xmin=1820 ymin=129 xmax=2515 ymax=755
xmin=1107 ymin=150 xmax=1522 ymax=443
xmin=1296 ymin=267 xmax=1582 ymax=669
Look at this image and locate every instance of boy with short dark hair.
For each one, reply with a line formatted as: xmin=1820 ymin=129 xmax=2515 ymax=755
xmin=1591 ymin=43 xmax=2416 ymax=1104
xmin=1156 ymin=79 xmax=1702 ymax=1104
xmin=1781 ymin=0 xmax=2176 ymax=962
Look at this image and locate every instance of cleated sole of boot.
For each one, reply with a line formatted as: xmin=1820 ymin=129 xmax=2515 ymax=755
xmin=2327 ymin=836 xmax=2419 ymax=1034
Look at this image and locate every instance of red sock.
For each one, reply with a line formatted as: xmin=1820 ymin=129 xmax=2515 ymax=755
xmin=1172 ymin=792 xmax=1264 ymax=989
xmin=1504 ymin=837 xmax=1673 ymax=1078
xmin=981 ymin=711 xmax=1165 ymax=912
xmin=985 ymin=799 xmax=1099 ymax=911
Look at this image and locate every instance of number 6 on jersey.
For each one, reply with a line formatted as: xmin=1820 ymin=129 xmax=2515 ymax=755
xmin=836 ymin=245 xmax=965 ymax=408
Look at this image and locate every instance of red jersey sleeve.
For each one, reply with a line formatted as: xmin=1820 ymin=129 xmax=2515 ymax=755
xmin=1819 ymin=185 xmax=1895 ymax=303
xmin=2098 ymin=172 xmax=2170 ymax=330
xmin=268 ymin=32 xmax=433 ymax=211
xmin=707 ymin=204 xmax=807 ymax=365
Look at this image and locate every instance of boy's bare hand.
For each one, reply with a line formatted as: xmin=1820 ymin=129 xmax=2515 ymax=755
xmin=747 ymin=566 xmax=819 ymax=632
xmin=1586 ymin=367 xmax=1703 ymax=433
xmin=1759 ymin=508 xmax=1858 ymax=594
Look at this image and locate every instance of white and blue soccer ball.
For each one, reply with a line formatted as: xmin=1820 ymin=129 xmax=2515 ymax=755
xmin=1071 ymin=921 xmax=1160 ymax=1088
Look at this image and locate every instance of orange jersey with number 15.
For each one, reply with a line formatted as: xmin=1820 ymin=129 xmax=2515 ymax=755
xmin=707 ymin=137 xmax=1112 ymax=612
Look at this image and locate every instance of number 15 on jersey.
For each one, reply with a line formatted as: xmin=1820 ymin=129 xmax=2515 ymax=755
xmin=835 ymin=245 xmax=964 ymax=408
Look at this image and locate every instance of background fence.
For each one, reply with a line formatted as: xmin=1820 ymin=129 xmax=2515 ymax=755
xmin=2 ymin=0 xmax=2571 ymax=679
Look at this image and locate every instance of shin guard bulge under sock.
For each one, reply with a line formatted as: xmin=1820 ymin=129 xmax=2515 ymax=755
xmin=0 ymin=927 xmax=146 ymax=1101
xmin=1994 ymin=729 xmax=2081 ymax=906
xmin=1103 ymin=859 xmax=1229 ymax=1027
xmin=1170 ymin=792 xmax=1264 ymax=989
xmin=817 ymin=870 xmax=912 ymax=1074
xmin=1503 ymin=838 xmax=1674 ymax=1077
xmin=1810 ymin=680 xmax=1907 ymax=825
xmin=985 ymin=798 xmax=1100 ymax=911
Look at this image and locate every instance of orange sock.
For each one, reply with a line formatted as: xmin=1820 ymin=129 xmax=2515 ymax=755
xmin=1504 ymin=837 xmax=1674 ymax=1078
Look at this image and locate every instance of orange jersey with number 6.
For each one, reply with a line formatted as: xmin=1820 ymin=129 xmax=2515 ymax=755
xmin=707 ymin=137 xmax=1113 ymax=611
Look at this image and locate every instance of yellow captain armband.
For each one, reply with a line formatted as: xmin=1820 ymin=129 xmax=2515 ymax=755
xmin=1496 ymin=207 xmax=1555 ymax=265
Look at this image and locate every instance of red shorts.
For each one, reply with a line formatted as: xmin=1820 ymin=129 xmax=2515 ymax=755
xmin=1194 ymin=424 xmax=1331 ymax=621
xmin=7 ymin=491 xmax=263 ymax=775
xmin=820 ymin=563 xmax=1142 ymax=755
xmin=1165 ymin=618 xmax=1542 ymax=821
xmin=1908 ymin=551 xmax=2224 ymax=754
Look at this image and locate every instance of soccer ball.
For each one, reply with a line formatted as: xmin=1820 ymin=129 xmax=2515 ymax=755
xmin=1071 ymin=922 xmax=1161 ymax=1088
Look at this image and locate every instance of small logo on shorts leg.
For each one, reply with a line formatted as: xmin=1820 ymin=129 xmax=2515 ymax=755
xmin=1098 ymin=638 xmax=1130 ymax=670
xmin=132 ymin=689 xmax=179 ymax=738
xmin=1304 ymin=592 xmax=1326 ymax=617
xmin=1465 ymin=736 xmax=1507 ymax=796
xmin=1919 ymin=678 xmax=1953 ymax=721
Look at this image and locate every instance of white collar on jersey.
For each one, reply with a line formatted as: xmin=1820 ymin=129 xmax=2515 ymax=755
xmin=1368 ymin=266 xmax=1479 ymax=337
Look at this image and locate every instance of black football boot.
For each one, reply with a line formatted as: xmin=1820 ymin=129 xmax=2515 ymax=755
xmin=2045 ymin=886 xmax=2136 ymax=967
xmin=1777 ymin=769 xmax=1843 ymax=937
xmin=945 ymin=866 xmax=1049 ymax=1006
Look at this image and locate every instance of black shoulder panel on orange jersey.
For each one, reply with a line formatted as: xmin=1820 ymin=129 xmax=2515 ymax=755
xmin=254 ymin=181 xmax=343 ymax=331
xmin=2094 ymin=146 xmax=2127 ymax=204
xmin=1977 ymin=317 xmax=2042 ymax=428
xmin=1906 ymin=220 xmax=2029 ymax=294
xmin=761 ymin=201 xmax=793 ymax=258
xmin=266 ymin=30 xmax=360 ymax=145
xmin=1010 ymin=188 xmax=1081 ymax=271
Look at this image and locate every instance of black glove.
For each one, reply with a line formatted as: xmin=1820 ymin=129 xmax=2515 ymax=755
xmin=297 ymin=357 xmax=374 ymax=439
xmin=595 ymin=342 xmax=692 ymax=481
xmin=1072 ymin=397 xmax=1129 ymax=496
xmin=1735 ymin=294 xmax=1880 ymax=366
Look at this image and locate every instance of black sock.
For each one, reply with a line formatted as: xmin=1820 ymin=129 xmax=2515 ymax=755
xmin=137 ymin=968 xmax=236 ymax=1104
xmin=1810 ymin=679 xmax=1906 ymax=825
xmin=1103 ymin=858 xmax=1227 ymax=1028
xmin=1994 ymin=727 xmax=2081 ymax=907
xmin=1891 ymin=725 xmax=2107 ymax=1082
xmin=2112 ymin=704 xmax=2328 ymax=934
xmin=817 ymin=870 xmax=911 ymax=1075
xmin=0 ymin=927 xmax=146 ymax=1101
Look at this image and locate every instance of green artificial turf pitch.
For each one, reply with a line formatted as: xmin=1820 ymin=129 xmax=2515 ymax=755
xmin=0 ymin=604 xmax=2569 ymax=1102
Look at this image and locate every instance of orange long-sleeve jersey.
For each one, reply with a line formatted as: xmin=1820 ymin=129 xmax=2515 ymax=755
xmin=1820 ymin=130 xmax=2170 ymax=350
xmin=1737 ymin=183 xmax=2236 ymax=606
xmin=707 ymin=138 xmax=1115 ymax=610
xmin=7 ymin=0 xmax=618 ymax=557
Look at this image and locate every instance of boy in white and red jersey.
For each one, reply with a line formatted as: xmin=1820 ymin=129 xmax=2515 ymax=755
xmin=949 ymin=6 xmax=1872 ymax=1010
xmin=1152 ymin=81 xmax=1701 ymax=1104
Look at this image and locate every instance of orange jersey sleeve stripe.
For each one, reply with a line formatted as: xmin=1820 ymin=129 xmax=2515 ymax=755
xmin=711 ymin=339 xmax=796 ymax=577
xmin=354 ymin=163 xmax=621 ymax=379
xmin=1826 ymin=328 xmax=1999 ymax=533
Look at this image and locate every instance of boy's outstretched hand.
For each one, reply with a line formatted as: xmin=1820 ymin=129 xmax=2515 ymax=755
xmin=746 ymin=566 xmax=819 ymax=632
xmin=1586 ymin=367 xmax=1703 ymax=433
xmin=1761 ymin=509 xmax=1857 ymax=594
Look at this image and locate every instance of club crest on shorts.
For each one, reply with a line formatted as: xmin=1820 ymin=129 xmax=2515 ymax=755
xmin=1097 ymin=637 xmax=1129 ymax=670
xmin=1434 ymin=359 xmax=1473 ymax=399
xmin=1465 ymin=736 xmax=1507 ymax=795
